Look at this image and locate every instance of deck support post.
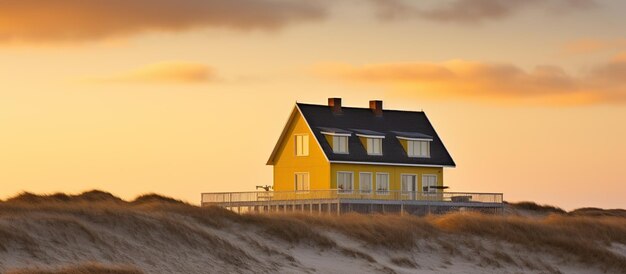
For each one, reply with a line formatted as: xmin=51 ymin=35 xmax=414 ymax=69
xmin=337 ymin=201 xmax=341 ymax=216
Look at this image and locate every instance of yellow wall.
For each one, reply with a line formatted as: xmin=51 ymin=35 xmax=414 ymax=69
xmin=272 ymin=110 xmax=330 ymax=191
xmin=398 ymin=139 xmax=408 ymax=152
xmin=330 ymin=163 xmax=443 ymax=192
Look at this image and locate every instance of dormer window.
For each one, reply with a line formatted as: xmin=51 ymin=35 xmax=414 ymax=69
xmin=366 ymin=138 xmax=382 ymax=155
xmin=394 ymin=131 xmax=433 ymax=159
xmin=319 ymin=127 xmax=351 ymax=154
xmin=354 ymin=130 xmax=385 ymax=156
xmin=407 ymin=140 xmax=430 ymax=158
xmin=332 ymin=136 xmax=348 ymax=154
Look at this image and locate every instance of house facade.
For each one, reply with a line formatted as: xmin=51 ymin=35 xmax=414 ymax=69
xmin=266 ymin=98 xmax=456 ymax=195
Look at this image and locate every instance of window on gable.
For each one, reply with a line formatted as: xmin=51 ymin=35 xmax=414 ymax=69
xmin=366 ymin=138 xmax=383 ymax=155
xmin=295 ymin=135 xmax=309 ymax=156
xmin=332 ymin=136 xmax=348 ymax=154
xmin=407 ymin=140 xmax=430 ymax=158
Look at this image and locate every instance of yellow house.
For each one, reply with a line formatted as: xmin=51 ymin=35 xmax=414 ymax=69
xmin=266 ymin=98 xmax=456 ymax=196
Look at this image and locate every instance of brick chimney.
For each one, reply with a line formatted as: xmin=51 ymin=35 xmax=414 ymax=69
xmin=369 ymin=100 xmax=383 ymax=116
xmin=328 ymin=98 xmax=342 ymax=113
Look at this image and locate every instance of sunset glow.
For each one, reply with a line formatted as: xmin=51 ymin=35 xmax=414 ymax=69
xmin=1 ymin=0 xmax=625 ymax=210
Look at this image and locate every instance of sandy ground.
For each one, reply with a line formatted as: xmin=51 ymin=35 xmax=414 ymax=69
xmin=0 ymin=199 xmax=624 ymax=273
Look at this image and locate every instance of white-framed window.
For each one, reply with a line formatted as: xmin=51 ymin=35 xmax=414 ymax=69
xmin=295 ymin=134 xmax=309 ymax=156
xmin=337 ymin=171 xmax=353 ymax=193
xmin=407 ymin=140 xmax=430 ymax=158
xmin=294 ymin=172 xmax=310 ymax=192
xmin=422 ymin=174 xmax=437 ymax=193
xmin=376 ymin=173 xmax=390 ymax=194
xmin=359 ymin=172 xmax=373 ymax=193
xmin=366 ymin=138 xmax=383 ymax=155
xmin=332 ymin=136 xmax=349 ymax=154
xmin=401 ymin=174 xmax=417 ymax=192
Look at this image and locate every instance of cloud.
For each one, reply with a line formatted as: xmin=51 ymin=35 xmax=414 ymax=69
xmin=368 ymin=0 xmax=597 ymax=23
xmin=0 ymin=0 xmax=327 ymax=43
xmin=88 ymin=61 xmax=216 ymax=84
xmin=314 ymin=58 xmax=626 ymax=105
xmin=0 ymin=0 xmax=599 ymax=44
xmin=562 ymin=38 xmax=626 ymax=55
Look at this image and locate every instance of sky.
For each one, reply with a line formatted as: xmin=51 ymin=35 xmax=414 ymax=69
xmin=1 ymin=0 xmax=625 ymax=210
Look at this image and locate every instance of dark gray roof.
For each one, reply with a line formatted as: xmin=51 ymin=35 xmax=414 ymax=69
xmin=318 ymin=127 xmax=352 ymax=134
xmin=351 ymin=129 xmax=385 ymax=136
xmin=297 ymin=103 xmax=455 ymax=167
xmin=391 ymin=131 xmax=433 ymax=140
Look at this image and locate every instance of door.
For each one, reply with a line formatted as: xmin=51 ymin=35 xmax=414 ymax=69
xmin=401 ymin=174 xmax=417 ymax=200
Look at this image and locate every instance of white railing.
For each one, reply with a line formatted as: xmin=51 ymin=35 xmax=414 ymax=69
xmin=201 ymin=190 xmax=503 ymax=205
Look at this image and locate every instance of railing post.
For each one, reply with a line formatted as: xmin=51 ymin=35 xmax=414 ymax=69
xmin=400 ymin=191 xmax=404 ymax=216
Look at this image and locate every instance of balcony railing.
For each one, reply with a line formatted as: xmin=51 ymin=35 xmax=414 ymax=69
xmin=201 ymin=189 xmax=503 ymax=205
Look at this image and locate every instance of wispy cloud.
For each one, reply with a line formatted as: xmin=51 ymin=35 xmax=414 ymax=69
xmin=87 ymin=62 xmax=216 ymax=84
xmin=0 ymin=0 xmax=327 ymax=43
xmin=368 ymin=0 xmax=597 ymax=23
xmin=314 ymin=57 xmax=626 ymax=105
xmin=562 ymin=38 xmax=626 ymax=55
xmin=0 ymin=0 xmax=598 ymax=45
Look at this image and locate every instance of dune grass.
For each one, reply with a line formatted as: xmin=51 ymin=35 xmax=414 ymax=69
xmin=1 ymin=190 xmax=625 ymax=273
xmin=6 ymin=263 xmax=143 ymax=274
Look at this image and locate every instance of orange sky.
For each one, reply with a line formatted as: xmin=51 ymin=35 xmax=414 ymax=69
xmin=1 ymin=0 xmax=625 ymax=210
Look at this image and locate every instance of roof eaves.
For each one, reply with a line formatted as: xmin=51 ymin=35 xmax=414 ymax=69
xmin=329 ymin=160 xmax=455 ymax=168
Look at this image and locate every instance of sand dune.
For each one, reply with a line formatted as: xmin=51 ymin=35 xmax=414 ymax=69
xmin=1 ymin=191 xmax=625 ymax=274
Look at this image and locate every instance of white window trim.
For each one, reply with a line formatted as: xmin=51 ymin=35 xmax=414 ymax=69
xmin=294 ymin=134 xmax=309 ymax=157
xmin=422 ymin=174 xmax=438 ymax=194
xmin=400 ymin=173 xmax=418 ymax=195
xmin=375 ymin=172 xmax=390 ymax=195
xmin=332 ymin=135 xmax=349 ymax=154
xmin=366 ymin=138 xmax=383 ymax=156
xmin=396 ymin=136 xmax=433 ymax=142
xmin=407 ymin=140 xmax=430 ymax=158
xmin=321 ymin=131 xmax=352 ymax=137
xmin=359 ymin=172 xmax=373 ymax=194
xmin=337 ymin=171 xmax=354 ymax=194
xmin=329 ymin=161 xmax=454 ymax=168
xmin=294 ymin=172 xmax=310 ymax=193
xmin=355 ymin=134 xmax=385 ymax=139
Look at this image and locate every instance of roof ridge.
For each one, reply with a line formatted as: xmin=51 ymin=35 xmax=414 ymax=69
xmin=296 ymin=102 xmax=424 ymax=113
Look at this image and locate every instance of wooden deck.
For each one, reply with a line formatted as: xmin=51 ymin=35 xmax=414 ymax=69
xmin=201 ymin=190 xmax=504 ymax=215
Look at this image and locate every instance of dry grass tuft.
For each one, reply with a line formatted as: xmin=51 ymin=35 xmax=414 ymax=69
xmin=390 ymin=256 xmax=418 ymax=268
xmin=239 ymin=213 xmax=337 ymax=248
xmin=6 ymin=263 xmax=143 ymax=274
xmin=131 ymin=194 xmax=187 ymax=205
xmin=569 ymin=207 xmax=626 ymax=218
xmin=289 ymin=213 xmax=435 ymax=250
xmin=431 ymin=212 xmax=626 ymax=272
xmin=5 ymin=190 xmax=123 ymax=205
xmin=339 ymin=247 xmax=375 ymax=262
xmin=2 ymin=190 xmax=625 ymax=273
xmin=507 ymin=201 xmax=566 ymax=214
xmin=75 ymin=191 xmax=124 ymax=203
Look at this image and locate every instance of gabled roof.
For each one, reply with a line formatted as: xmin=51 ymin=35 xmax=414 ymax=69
xmin=296 ymin=103 xmax=456 ymax=167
